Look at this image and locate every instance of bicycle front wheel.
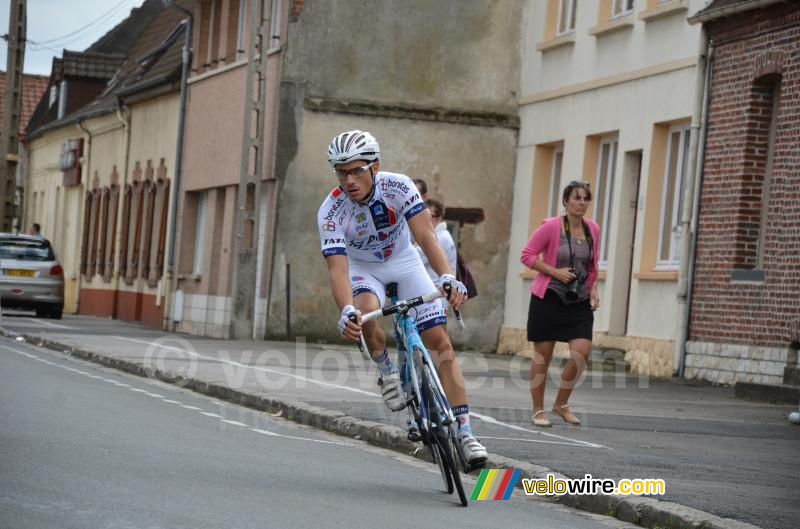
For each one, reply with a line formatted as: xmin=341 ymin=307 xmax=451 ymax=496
xmin=415 ymin=347 xmax=467 ymax=506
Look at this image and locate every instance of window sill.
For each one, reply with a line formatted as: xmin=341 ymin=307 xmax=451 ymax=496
xmin=536 ymin=33 xmax=576 ymax=52
xmin=634 ymin=271 xmax=678 ymax=281
xmin=730 ymin=269 xmax=765 ymax=283
xmin=638 ymin=1 xmax=688 ymax=22
xmin=177 ymin=273 xmax=202 ymax=282
xmin=188 ymin=59 xmax=248 ymax=85
xmin=589 ymin=15 xmax=635 ymax=37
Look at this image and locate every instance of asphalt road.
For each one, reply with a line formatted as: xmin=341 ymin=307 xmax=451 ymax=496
xmin=0 ymin=339 xmax=637 ymax=529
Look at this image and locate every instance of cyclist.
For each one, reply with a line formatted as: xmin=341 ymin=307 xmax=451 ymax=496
xmin=317 ymin=130 xmax=488 ymax=467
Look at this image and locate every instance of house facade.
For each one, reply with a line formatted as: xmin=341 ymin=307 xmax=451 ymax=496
xmin=500 ymin=0 xmax=707 ymax=376
xmin=23 ymin=0 xmax=189 ymax=323
xmin=682 ymin=0 xmax=800 ymax=386
xmin=170 ymin=0 xmax=286 ymax=339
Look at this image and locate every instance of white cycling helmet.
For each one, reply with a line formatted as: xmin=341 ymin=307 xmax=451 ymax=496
xmin=327 ymin=130 xmax=381 ymax=167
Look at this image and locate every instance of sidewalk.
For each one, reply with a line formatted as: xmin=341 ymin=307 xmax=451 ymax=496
xmin=3 ymin=314 xmax=798 ymax=529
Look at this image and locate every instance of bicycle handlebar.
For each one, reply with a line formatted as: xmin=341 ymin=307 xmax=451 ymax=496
xmin=361 ymin=291 xmax=466 ymax=330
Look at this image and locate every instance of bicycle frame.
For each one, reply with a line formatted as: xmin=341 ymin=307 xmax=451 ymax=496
xmin=359 ymin=289 xmax=469 ymax=505
xmin=390 ymin=293 xmax=455 ymax=430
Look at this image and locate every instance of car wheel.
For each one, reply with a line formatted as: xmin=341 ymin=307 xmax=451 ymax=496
xmin=35 ymin=305 xmax=48 ymax=318
xmin=49 ymin=304 xmax=63 ymax=320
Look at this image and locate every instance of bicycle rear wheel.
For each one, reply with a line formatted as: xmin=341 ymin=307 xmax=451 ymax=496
xmin=415 ymin=347 xmax=467 ymax=506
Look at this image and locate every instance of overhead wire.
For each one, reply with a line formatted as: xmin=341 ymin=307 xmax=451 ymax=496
xmin=29 ymin=0 xmax=132 ymax=46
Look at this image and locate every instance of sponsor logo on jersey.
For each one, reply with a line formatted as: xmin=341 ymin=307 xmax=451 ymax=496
xmin=404 ymin=193 xmax=421 ymax=208
xmin=322 ymin=221 xmax=336 ymax=231
xmin=405 ymin=202 xmax=426 ymax=218
xmin=356 ymin=213 xmax=366 ymax=223
xmin=323 ymin=197 xmax=345 ymax=222
xmin=351 ymin=275 xmax=365 ymax=282
xmin=370 ymin=200 xmax=391 ymax=230
xmin=380 ymin=179 xmax=410 ymax=195
xmin=323 ymin=238 xmax=345 ymax=245
xmin=331 ymin=187 xmax=343 ymax=198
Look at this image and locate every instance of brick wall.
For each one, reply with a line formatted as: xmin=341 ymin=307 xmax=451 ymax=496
xmin=689 ymin=4 xmax=800 ymax=349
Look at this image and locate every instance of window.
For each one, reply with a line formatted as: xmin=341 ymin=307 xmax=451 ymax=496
xmin=594 ymin=136 xmax=618 ymax=267
xmin=269 ymin=0 xmax=281 ymax=49
xmin=756 ymin=79 xmax=780 ymax=268
xmin=612 ymin=0 xmax=634 ymax=18
xmin=193 ymin=193 xmax=207 ymax=275
xmin=557 ymin=0 xmax=577 ymax=35
xmin=547 ymin=147 xmax=564 ymax=217
xmin=235 ymin=0 xmax=246 ymax=61
xmin=103 ymin=185 xmax=119 ymax=282
xmin=656 ymin=125 xmax=690 ymax=267
xmin=207 ymin=1 xmax=221 ymax=70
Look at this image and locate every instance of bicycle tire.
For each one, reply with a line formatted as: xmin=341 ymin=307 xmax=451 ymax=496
xmin=413 ymin=347 xmax=452 ymax=493
xmin=415 ymin=347 xmax=467 ymax=506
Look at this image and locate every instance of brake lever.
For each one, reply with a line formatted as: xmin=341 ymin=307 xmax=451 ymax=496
xmin=443 ymin=283 xmax=466 ymax=330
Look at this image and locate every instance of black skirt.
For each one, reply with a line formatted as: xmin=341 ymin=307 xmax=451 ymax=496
xmin=527 ymin=290 xmax=594 ymax=343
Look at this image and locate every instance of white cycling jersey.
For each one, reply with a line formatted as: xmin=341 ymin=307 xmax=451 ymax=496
xmin=317 ymin=171 xmax=426 ymax=262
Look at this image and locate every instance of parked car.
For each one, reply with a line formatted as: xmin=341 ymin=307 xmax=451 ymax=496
xmin=0 ymin=234 xmax=64 ymax=319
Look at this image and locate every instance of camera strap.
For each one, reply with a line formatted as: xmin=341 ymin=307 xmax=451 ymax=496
xmin=562 ymin=215 xmax=593 ymax=270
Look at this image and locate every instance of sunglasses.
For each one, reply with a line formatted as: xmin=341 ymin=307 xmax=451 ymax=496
xmin=334 ymin=163 xmax=373 ymax=179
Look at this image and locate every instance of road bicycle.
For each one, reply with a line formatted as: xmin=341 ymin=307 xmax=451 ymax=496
xmin=358 ymin=283 xmax=469 ymax=506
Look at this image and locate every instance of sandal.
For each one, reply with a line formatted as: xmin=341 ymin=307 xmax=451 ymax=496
xmin=531 ymin=409 xmax=552 ymax=427
xmin=552 ymin=404 xmax=581 ymax=426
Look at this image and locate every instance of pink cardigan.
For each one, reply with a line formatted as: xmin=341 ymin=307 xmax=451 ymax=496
xmin=520 ymin=216 xmax=601 ymax=298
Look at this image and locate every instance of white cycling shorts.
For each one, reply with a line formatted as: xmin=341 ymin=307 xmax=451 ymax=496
xmin=349 ymin=245 xmax=446 ymax=333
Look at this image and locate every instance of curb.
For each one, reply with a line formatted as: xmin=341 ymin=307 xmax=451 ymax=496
xmin=2 ymin=328 xmax=760 ymax=529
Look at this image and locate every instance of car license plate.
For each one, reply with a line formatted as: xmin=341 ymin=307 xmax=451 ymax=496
xmin=4 ymin=269 xmax=34 ymax=277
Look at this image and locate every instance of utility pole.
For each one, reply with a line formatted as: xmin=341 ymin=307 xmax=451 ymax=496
xmin=229 ymin=0 xmax=272 ymax=339
xmin=1 ymin=0 xmax=26 ymax=233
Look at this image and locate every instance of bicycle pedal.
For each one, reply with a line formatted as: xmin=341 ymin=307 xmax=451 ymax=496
xmin=407 ymin=430 xmax=422 ymax=442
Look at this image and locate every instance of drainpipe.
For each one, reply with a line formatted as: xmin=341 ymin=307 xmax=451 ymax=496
xmin=162 ymin=0 xmax=193 ymax=330
xmin=674 ymin=31 xmax=715 ymax=378
xmin=75 ymin=120 xmax=93 ymax=312
xmin=111 ymin=104 xmax=131 ymax=319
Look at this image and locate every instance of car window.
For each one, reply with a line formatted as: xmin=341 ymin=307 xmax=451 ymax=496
xmin=0 ymin=240 xmax=55 ymax=261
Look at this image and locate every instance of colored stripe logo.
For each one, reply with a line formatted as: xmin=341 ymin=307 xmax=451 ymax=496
xmin=470 ymin=469 xmax=521 ymax=500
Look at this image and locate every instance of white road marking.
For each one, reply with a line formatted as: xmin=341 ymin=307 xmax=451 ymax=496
xmin=472 ymin=412 xmax=608 ymax=449
xmin=113 ymin=335 xmax=377 ymax=397
xmin=113 ymin=336 xmax=608 ymax=450
xmin=249 ymin=428 xmax=346 ymax=446
xmin=4 ymin=343 xmax=348 ymax=449
xmin=478 ymin=435 xmax=595 ymax=447
xmin=26 ymin=318 xmax=77 ymax=330
xmin=220 ymin=420 xmax=248 ymax=427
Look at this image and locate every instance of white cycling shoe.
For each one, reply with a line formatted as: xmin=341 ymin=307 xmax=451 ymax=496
xmin=377 ymin=371 xmax=406 ymax=411
xmin=459 ymin=435 xmax=488 ymax=467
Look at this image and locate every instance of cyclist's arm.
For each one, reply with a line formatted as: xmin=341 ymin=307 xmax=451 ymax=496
xmin=325 ymin=254 xmax=354 ymax=312
xmin=409 ymin=210 xmax=452 ymax=278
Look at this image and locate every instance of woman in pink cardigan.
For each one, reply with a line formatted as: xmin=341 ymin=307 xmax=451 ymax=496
xmin=520 ymin=181 xmax=600 ymax=427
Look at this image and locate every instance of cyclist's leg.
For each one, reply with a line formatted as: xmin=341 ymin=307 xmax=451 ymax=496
xmin=348 ymin=263 xmax=387 ymax=357
xmin=350 ymin=263 xmax=404 ymax=411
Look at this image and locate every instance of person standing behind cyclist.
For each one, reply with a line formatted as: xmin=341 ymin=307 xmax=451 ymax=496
xmin=415 ymin=199 xmax=456 ymax=281
xmin=318 ymin=130 xmax=488 ymax=466
xmin=520 ymin=181 xmax=600 ymax=427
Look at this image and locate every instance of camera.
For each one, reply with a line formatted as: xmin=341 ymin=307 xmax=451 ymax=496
xmin=565 ymin=270 xmax=587 ymax=301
